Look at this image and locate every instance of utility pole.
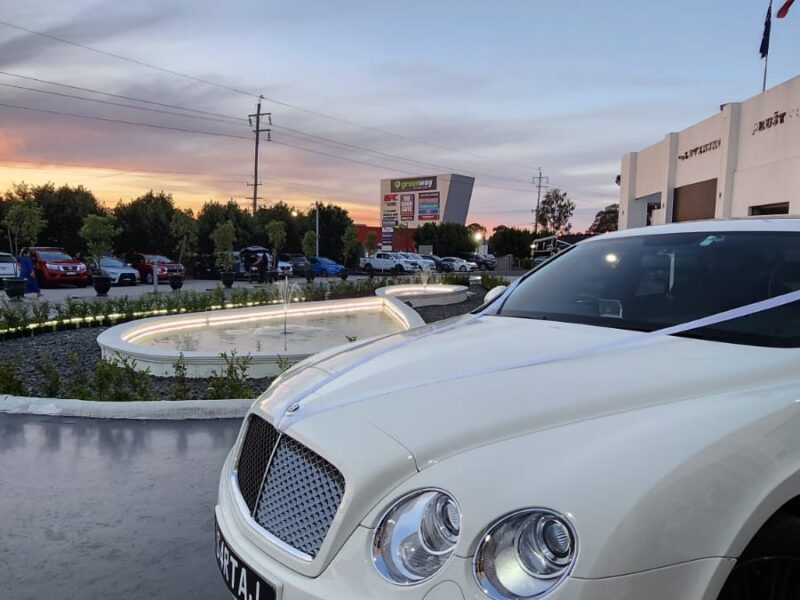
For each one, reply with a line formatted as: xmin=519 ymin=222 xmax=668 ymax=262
xmin=532 ymin=167 xmax=549 ymax=235
xmin=247 ymin=96 xmax=271 ymax=215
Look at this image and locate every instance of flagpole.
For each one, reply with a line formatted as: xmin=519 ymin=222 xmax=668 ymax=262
xmin=763 ymin=52 xmax=769 ymax=92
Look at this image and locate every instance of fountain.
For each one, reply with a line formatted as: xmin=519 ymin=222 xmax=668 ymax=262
xmin=375 ymin=274 xmax=468 ymax=308
xmin=97 ymin=288 xmax=424 ymax=378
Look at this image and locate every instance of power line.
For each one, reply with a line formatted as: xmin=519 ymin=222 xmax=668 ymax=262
xmin=0 ymin=101 xmax=252 ymax=139
xmin=0 ymin=19 xmax=259 ymax=98
xmin=0 ymin=80 xmax=247 ymax=126
xmin=0 ymin=19 xmax=535 ymax=172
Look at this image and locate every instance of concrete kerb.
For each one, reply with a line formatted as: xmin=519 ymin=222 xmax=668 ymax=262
xmin=0 ymin=394 xmax=253 ymax=420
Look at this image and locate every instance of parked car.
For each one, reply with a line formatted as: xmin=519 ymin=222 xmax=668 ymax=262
xmin=0 ymin=252 xmax=19 ymax=282
xmin=400 ymin=252 xmax=436 ymax=271
xmin=308 ymin=256 xmax=346 ymax=277
xmin=279 ymin=253 xmax=312 ymax=277
xmin=127 ymin=253 xmax=185 ymax=284
xmin=359 ymin=251 xmax=420 ymax=274
xmin=420 ymin=254 xmax=448 ymax=272
xmin=216 ymin=219 xmax=800 ymax=600
xmin=86 ymin=256 xmax=139 ymax=286
xmin=24 ymin=247 xmax=89 ymax=288
xmin=441 ymin=256 xmax=477 ymax=272
xmin=459 ymin=251 xmax=497 ymax=270
xmin=239 ymin=246 xmax=271 ymax=279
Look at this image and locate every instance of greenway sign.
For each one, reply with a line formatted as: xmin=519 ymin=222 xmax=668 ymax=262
xmin=391 ymin=176 xmax=437 ymax=192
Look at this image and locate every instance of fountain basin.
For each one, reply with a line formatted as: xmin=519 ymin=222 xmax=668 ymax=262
xmin=97 ymin=296 xmax=424 ymax=378
xmin=375 ymin=284 xmax=468 ymax=307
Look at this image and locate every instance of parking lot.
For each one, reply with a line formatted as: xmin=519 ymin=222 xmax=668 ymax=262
xmin=0 ymin=414 xmax=240 ymax=600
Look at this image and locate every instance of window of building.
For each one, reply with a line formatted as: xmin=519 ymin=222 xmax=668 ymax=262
xmin=749 ymin=202 xmax=790 ymax=216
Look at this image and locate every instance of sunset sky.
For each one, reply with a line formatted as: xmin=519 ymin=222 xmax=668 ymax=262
xmin=1 ymin=0 xmax=798 ymax=231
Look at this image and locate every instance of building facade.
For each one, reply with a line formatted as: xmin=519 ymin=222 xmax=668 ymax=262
xmin=379 ymin=174 xmax=474 ymax=250
xmin=619 ymin=75 xmax=800 ymax=229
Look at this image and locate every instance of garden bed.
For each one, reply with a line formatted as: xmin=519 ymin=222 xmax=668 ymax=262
xmin=0 ymin=285 xmax=486 ymax=400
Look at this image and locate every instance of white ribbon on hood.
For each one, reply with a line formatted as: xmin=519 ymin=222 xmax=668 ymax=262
xmin=272 ymin=285 xmax=800 ymax=431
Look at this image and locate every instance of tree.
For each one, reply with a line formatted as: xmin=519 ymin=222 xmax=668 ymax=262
xmin=3 ymin=197 xmax=46 ymax=256
xmin=210 ymin=220 xmax=236 ymax=272
xmin=412 ymin=222 xmax=473 ymax=257
xmin=301 ymin=231 xmax=318 ymax=258
xmin=341 ymin=224 xmax=358 ymax=267
xmin=79 ymin=214 xmax=121 ymax=260
xmin=171 ymin=209 xmax=198 ymax=264
xmin=266 ymin=220 xmax=287 ymax=259
xmin=254 ymin=201 xmax=302 ymax=252
xmin=536 ymin=188 xmax=575 ymax=234
xmin=588 ymin=204 xmax=619 ymax=234
xmin=364 ymin=231 xmax=378 ymax=256
xmin=114 ymin=190 xmax=177 ymax=256
xmin=489 ymin=225 xmax=534 ymax=258
xmin=35 ymin=183 xmax=103 ymax=255
xmin=197 ymin=200 xmax=255 ymax=254
xmin=307 ymin=203 xmax=353 ymax=260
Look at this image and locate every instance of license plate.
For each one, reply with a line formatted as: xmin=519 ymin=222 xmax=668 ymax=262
xmin=215 ymin=519 xmax=276 ymax=600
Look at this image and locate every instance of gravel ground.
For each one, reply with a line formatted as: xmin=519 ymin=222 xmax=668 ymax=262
xmin=0 ymin=286 xmax=485 ymax=399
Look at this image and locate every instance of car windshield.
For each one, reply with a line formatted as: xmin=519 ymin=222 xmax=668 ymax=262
xmin=498 ymin=231 xmax=800 ymax=347
xmin=38 ymin=251 xmax=72 ymax=261
xmin=145 ymin=255 xmax=171 ymax=263
xmin=0 ymin=255 xmax=15 ymax=263
xmin=100 ymin=257 xmax=125 ymax=267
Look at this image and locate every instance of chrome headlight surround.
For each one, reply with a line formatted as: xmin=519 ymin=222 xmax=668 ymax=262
xmin=371 ymin=489 xmax=462 ymax=585
xmin=474 ymin=508 xmax=578 ymax=599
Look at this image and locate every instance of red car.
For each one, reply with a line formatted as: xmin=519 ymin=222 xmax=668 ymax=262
xmin=127 ymin=252 xmax=186 ymax=284
xmin=25 ymin=247 xmax=90 ymax=288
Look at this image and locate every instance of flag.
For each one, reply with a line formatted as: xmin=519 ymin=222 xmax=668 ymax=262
xmin=760 ymin=1 xmax=772 ymax=59
xmin=777 ymin=0 xmax=795 ymax=18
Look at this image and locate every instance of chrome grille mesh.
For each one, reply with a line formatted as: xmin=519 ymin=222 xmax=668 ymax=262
xmin=235 ymin=415 xmax=345 ymax=558
xmin=254 ymin=436 xmax=345 ymax=557
xmin=236 ymin=415 xmax=280 ymax=513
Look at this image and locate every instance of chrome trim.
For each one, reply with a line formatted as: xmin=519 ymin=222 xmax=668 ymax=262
xmin=371 ymin=488 xmax=461 ymax=586
xmin=230 ymin=416 xmax=315 ymax=563
xmin=472 ymin=507 xmax=579 ymax=600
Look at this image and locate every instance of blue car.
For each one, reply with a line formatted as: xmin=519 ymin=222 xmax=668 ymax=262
xmin=308 ymin=256 xmax=345 ymax=277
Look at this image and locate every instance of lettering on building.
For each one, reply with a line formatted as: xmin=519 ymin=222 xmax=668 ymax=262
xmin=751 ymin=108 xmax=800 ymax=135
xmin=678 ymin=139 xmax=721 ymax=161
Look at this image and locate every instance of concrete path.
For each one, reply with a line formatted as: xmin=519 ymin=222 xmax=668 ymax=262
xmin=0 ymin=414 xmax=242 ymax=600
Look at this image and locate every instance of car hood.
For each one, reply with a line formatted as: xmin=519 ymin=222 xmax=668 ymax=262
xmin=256 ymin=315 xmax=798 ymax=468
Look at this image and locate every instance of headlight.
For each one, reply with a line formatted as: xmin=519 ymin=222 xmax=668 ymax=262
xmin=372 ymin=489 xmax=461 ymax=585
xmin=45 ymin=263 xmax=62 ymax=271
xmin=474 ymin=509 xmax=577 ymax=599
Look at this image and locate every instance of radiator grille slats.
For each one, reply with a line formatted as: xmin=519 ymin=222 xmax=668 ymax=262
xmin=234 ymin=415 xmax=345 ymax=559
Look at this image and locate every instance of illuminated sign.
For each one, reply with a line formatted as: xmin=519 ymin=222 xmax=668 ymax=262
xmin=418 ymin=192 xmax=440 ymax=221
xmin=391 ymin=177 xmax=437 ymax=192
xmin=400 ymin=194 xmax=415 ymax=221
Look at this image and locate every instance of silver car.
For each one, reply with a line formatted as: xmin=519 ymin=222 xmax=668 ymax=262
xmin=88 ymin=256 xmax=140 ymax=286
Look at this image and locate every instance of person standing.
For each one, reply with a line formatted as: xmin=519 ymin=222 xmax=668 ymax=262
xmin=17 ymin=249 xmax=41 ymax=298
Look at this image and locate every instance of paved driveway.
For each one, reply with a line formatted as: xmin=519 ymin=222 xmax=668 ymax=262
xmin=0 ymin=414 xmax=241 ymax=600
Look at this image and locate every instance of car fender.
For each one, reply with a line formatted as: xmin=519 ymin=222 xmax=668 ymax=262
xmin=360 ymin=377 xmax=800 ymax=580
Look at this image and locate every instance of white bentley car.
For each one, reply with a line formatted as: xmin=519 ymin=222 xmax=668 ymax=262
xmin=216 ymin=219 xmax=800 ymax=599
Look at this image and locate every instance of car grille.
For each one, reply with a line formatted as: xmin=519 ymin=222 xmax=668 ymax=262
xmin=235 ymin=415 xmax=345 ymax=559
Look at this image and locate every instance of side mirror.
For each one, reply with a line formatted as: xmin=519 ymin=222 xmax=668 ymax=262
xmin=484 ymin=285 xmax=507 ymax=305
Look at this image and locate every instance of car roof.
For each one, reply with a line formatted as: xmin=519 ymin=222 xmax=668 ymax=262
xmin=592 ymin=218 xmax=800 ymax=243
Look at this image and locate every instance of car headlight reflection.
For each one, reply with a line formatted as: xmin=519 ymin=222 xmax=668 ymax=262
xmin=372 ymin=489 xmax=461 ymax=585
xmin=475 ymin=509 xmax=577 ymax=599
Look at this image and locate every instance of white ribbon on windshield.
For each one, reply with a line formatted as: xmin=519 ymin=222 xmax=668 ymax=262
xmin=273 ymin=286 xmax=800 ymax=431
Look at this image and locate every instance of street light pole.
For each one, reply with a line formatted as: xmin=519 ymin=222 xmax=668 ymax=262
xmin=315 ymin=201 xmax=320 ymax=257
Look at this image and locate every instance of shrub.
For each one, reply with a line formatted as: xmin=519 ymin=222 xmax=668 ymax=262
xmin=207 ymin=351 xmax=254 ymax=399
xmin=441 ymin=273 xmax=470 ymax=286
xmin=480 ymin=273 xmax=508 ymax=291
xmin=35 ymin=357 xmax=62 ymax=397
xmin=168 ymin=353 xmax=192 ymax=401
xmin=0 ymin=358 xmax=26 ymax=395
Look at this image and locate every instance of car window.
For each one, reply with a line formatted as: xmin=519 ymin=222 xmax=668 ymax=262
xmin=100 ymin=258 xmax=125 ymax=267
xmin=499 ymin=231 xmax=800 ymax=347
xmin=0 ymin=255 xmax=15 ymax=263
xmin=38 ymin=251 xmax=73 ymax=261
